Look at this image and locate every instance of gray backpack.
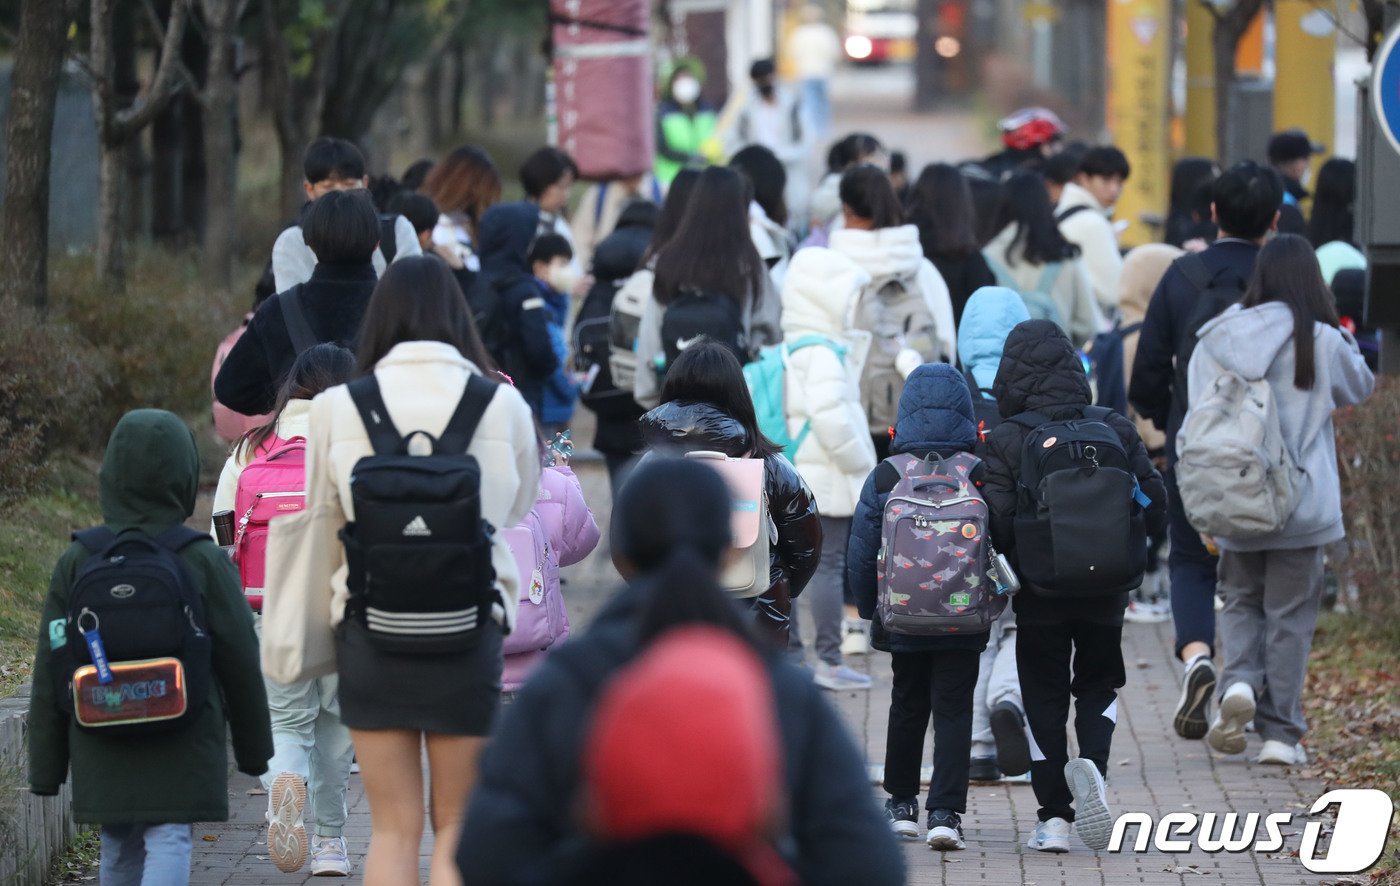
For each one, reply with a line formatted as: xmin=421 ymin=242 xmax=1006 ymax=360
xmin=855 ymin=274 xmax=943 ymax=435
xmin=1176 ymin=370 xmax=1301 ymax=540
xmin=876 ymin=452 xmax=1005 ymax=635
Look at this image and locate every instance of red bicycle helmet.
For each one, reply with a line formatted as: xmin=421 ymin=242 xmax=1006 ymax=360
xmin=999 ymin=107 xmax=1066 ymax=151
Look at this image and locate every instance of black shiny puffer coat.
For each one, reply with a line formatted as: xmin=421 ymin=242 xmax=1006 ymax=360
xmin=638 ymin=401 xmax=823 ymax=644
xmin=977 ymin=320 xmax=1167 ymax=626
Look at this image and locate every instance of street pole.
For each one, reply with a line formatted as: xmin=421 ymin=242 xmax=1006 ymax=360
xmin=1273 ymin=0 xmax=1336 ymax=188
xmin=1185 ymin=0 xmax=1217 ymax=157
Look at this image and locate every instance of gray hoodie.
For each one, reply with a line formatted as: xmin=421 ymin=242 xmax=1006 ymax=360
xmin=1186 ymin=302 xmax=1374 ymax=551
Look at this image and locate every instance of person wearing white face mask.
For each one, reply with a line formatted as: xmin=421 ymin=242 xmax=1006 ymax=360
xmin=655 ymin=61 xmax=718 ymax=187
xmin=529 ymin=232 xmax=584 ymax=432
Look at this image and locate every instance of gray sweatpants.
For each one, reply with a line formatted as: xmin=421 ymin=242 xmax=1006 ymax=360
xmin=1216 ymin=545 xmax=1326 ymax=745
xmin=970 ymin=612 xmax=1022 ymax=758
xmin=790 ymin=515 xmax=850 ymax=667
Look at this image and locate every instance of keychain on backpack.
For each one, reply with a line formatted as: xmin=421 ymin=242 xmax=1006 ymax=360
xmin=76 ymin=607 xmax=114 ymax=685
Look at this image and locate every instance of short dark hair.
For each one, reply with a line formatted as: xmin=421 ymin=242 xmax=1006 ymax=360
xmin=1080 ymin=145 xmax=1131 ymax=180
xmin=1042 ymin=142 xmax=1088 ymax=186
xmin=386 ymin=191 xmax=439 ymax=235
xmin=303 ymin=137 xmax=366 ymax=185
xmin=749 ymin=58 xmax=776 ymax=80
xmin=1211 ymin=161 xmax=1284 ymax=240
xmin=401 ymin=158 xmax=434 ymax=192
xmin=519 ymin=147 xmax=580 ymax=199
xmin=302 ymin=189 xmax=380 ymax=264
xmin=528 ymin=232 xmax=573 ymax=267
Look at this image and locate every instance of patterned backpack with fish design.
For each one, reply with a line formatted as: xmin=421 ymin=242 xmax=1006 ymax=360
xmin=876 ymin=452 xmax=1006 ymax=635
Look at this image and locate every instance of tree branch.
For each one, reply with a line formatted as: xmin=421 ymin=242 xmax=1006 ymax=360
xmin=110 ymin=0 xmax=191 ymax=138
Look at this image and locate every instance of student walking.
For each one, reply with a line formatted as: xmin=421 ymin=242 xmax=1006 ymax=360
xmin=1055 ymin=146 xmax=1130 ymax=313
xmin=777 ymin=247 xmax=878 ymax=689
xmin=422 ymin=144 xmax=504 ymax=285
xmin=905 ymin=163 xmax=997 ymax=326
xmin=638 ymin=341 xmax=821 ymax=646
xmin=212 ymin=344 xmax=357 ymax=876
xmin=264 ymin=257 xmax=540 ymax=885
xmin=29 ymin=410 xmax=273 ymax=886
xmin=216 ymin=190 xmax=382 ymax=417
xmin=847 ymin=363 xmax=993 ymax=851
xmin=955 ymin=286 xmax=1032 ymax=781
xmin=1182 ymin=235 xmax=1373 ymax=765
xmin=456 ymin=457 xmax=905 ymax=886
xmin=979 ymin=320 xmax=1166 ymax=853
xmin=525 ymin=233 xmax=582 ymax=430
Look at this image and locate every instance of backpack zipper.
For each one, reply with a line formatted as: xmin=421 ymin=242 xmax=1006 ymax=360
xmin=235 ymin=491 xmax=302 ymax=545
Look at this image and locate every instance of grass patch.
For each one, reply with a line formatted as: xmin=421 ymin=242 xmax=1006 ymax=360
xmin=1304 ymin=611 xmax=1400 ymax=883
xmin=45 ymin=828 xmax=98 ymax=886
xmin=0 ymin=458 xmax=102 ymax=698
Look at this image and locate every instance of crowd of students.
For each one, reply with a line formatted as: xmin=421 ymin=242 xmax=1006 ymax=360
xmin=26 ymin=103 xmax=1374 ymax=885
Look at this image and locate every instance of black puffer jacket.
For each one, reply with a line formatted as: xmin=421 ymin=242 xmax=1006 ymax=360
xmin=579 ymin=221 xmax=651 ymax=456
xmin=977 ymin=320 xmax=1167 ymax=625
xmin=639 ymin=402 xmax=822 ymax=641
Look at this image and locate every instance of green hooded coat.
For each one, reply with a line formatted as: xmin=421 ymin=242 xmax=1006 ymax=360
xmin=27 ymin=409 xmax=272 ymax=823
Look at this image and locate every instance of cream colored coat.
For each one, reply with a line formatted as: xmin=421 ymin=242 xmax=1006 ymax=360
xmin=780 ymin=248 xmax=878 ymax=518
xmin=294 ymin=341 xmax=540 ymax=634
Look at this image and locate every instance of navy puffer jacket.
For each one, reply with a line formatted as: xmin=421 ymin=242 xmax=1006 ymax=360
xmin=846 ymin=363 xmax=990 ymax=653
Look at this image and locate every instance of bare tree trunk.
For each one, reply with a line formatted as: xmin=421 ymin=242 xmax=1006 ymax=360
xmin=913 ymin=0 xmax=942 ymax=111
xmin=0 ymin=0 xmax=74 ymax=313
xmin=200 ymin=0 xmax=243 ymax=292
xmin=96 ymin=144 xmax=126 ymax=284
xmin=449 ymin=41 xmax=466 ymax=136
xmin=1211 ymin=0 xmax=1264 ymax=164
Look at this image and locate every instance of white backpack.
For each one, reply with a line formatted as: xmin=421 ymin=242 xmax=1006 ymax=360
xmin=1176 ymin=371 xmax=1301 ymax=540
xmin=607 ymin=268 xmax=652 ymax=392
xmin=684 ymin=451 xmax=771 ymax=598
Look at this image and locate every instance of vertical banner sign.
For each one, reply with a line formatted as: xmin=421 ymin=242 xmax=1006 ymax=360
xmin=1373 ymin=25 xmax=1400 ymax=158
xmin=1107 ymin=0 xmax=1171 ymax=247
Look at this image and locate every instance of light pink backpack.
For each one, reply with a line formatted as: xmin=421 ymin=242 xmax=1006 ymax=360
xmin=232 ymin=436 xmax=306 ymax=611
xmin=212 ymin=316 xmax=271 ymax=443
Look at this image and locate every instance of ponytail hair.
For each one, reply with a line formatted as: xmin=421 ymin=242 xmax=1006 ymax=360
xmin=612 ymin=458 xmax=759 ymax=649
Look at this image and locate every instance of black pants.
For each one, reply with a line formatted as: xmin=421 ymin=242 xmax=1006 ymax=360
xmin=1165 ymin=467 xmax=1219 ymax=658
xmin=884 ymin=648 xmax=981 ymax=812
xmin=1015 ymin=619 xmax=1125 ymax=822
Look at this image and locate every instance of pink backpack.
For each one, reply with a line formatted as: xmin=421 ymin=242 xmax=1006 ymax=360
xmin=212 ymin=317 xmax=272 ymax=443
xmin=501 ymin=513 xmax=570 ymax=656
xmin=232 ymin=437 xmax=306 ymax=611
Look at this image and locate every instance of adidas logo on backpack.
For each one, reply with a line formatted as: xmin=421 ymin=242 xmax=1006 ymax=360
xmin=401 ymin=516 xmax=432 ymax=537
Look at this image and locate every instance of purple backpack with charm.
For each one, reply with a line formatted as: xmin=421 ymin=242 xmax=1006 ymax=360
xmin=876 ymin=452 xmax=1006 ymax=635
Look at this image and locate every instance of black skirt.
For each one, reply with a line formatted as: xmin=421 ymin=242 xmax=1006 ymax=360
xmin=335 ymin=617 xmax=504 ymax=736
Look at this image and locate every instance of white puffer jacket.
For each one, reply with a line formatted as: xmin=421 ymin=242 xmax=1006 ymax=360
xmin=828 ymin=224 xmax=958 ymax=364
xmin=781 ymin=248 xmax=879 ymax=517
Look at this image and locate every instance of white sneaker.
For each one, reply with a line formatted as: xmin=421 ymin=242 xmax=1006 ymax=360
xmin=1124 ymin=599 xmax=1171 ymax=624
xmin=1174 ymin=655 xmax=1216 ymax=739
xmin=267 ymin=772 xmax=308 ymax=873
xmin=840 ymin=620 xmax=871 ymax=656
xmin=309 ymin=836 xmax=351 ymax=876
xmin=1207 ymin=682 xmax=1255 ymax=755
xmin=1026 ymin=816 xmax=1071 ymax=853
xmin=814 ymin=661 xmax=872 ymax=691
xmin=1065 ymin=758 xmax=1113 ymax=850
xmin=1257 ymin=740 xmax=1307 ymax=766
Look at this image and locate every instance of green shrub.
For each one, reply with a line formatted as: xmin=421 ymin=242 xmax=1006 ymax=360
xmin=1334 ymin=376 xmax=1400 ymax=618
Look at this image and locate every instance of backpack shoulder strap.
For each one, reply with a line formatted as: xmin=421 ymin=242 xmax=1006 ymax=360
xmin=73 ymin=527 xmax=118 ymax=555
xmin=874 ymin=456 xmax=905 ymax=495
xmin=1176 ymin=253 xmax=1214 ymax=293
xmin=153 ymin=525 xmax=210 ymax=552
xmin=1037 ymin=261 xmax=1064 ymax=293
xmin=962 ymin=367 xmax=993 ymax=397
xmin=280 ymin=286 xmax=318 ymax=355
xmin=983 ymin=253 xmax=1014 ymax=288
xmin=379 ymin=214 xmax=399 ymax=264
xmin=593 ymin=183 xmax=610 ymax=228
xmin=1055 ymin=204 xmax=1090 ymax=224
xmin=346 ymin=375 xmax=405 ymax=456
xmin=436 ymin=374 xmax=500 ymax=454
xmin=1118 ymin=321 xmax=1143 ymax=337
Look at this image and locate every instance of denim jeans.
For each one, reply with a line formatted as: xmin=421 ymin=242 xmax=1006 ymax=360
xmin=100 ymin=823 xmax=192 ymax=886
xmin=801 ymin=77 xmax=831 ymax=139
xmin=255 ymin=615 xmax=354 ymax=837
xmin=1165 ymin=467 xmax=1219 ymax=659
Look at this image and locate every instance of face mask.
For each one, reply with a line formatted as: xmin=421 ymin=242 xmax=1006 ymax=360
xmin=548 ymin=263 xmax=580 ymax=295
xmin=672 ymin=76 xmax=701 ymax=104
xmin=757 ymin=82 xmax=776 ymax=99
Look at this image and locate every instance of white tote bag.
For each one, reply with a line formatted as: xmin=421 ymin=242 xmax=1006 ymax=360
xmin=260 ymin=502 xmax=341 ymax=684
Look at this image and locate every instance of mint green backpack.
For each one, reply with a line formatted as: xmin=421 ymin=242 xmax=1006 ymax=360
xmin=744 ymin=335 xmax=847 ymax=463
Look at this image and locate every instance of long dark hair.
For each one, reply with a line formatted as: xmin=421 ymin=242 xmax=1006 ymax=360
xmin=1307 ymin=158 xmax=1355 ymax=248
xmin=826 ymin=132 xmax=883 ymax=173
xmin=641 ymin=169 xmax=701 ymax=266
xmin=239 ymin=343 xmax=355 ymax=458
xmin=659 ymin=341 xmax=781 ymax=458
xmin=652 ymin=167 xmax=766 ymax=309
xmin=612 ymin=457 xmax=758 ymax=647
xmin=996 ymin=171 xmax=1080 ymax=265
xmin=1242 ymin=233 xmax=1340 ymax=391
xmin=839 ymin=164 xmax=903 ymax=229
xmin=906 ymin=163 xmax=980 ymax=258
xmin=355 ymin=255 xmax=497 ymax=374
xmin=729 ymin=145 xmax=788 ymax=228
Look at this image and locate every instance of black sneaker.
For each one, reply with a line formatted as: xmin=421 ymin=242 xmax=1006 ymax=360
xmin=990 ymin=700 xmax=1031 ymax=776
xmin=1174 ymin=656 xmax=1216 ymax=739
xmin=884 ymin=797 xmax=920 ymax=839
xmin=968 ymin=756 xmax=1001 ymax=782
xmin=926 ymin=808 xmax=966 ymax=851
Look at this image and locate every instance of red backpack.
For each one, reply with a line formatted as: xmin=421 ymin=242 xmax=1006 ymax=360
xmin=232 ymin=437 xmax=306 ymax=611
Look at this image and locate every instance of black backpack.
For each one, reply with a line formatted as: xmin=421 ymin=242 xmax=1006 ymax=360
xmin=962 ymin=368 xmax=1003 ymax=437
xmin=57 ymin=527 xmax=212 ymax=734
xmin=1170 ymin=254 xmax=1246 ymax=424
xmin=659 ymin=289 xmax=746 ymax=375
xmin=574 ymin=279 xmax=641 ymax=422
xmin=341 ymin=374 xmax=500 ymax=654
xmin=1007 ymin=407 xmax=1147 ymax=597
xmin=378 ymin=214 xmax=400 ymax=264
xmin=464 ymin=274 xmax=508 ymax=365
xmin=1085 ymin=321 xmax=1142 ymax=416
